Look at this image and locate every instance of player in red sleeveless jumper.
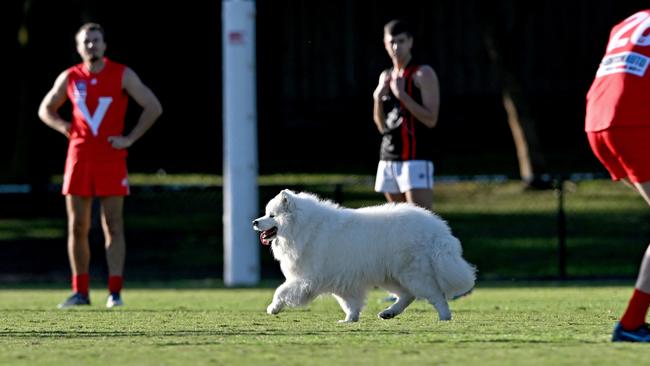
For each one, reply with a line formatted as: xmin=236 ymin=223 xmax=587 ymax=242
xmin=585 ymin=9 xmax=650 ymax=342
xmin=372 ymin=19 xmax=440 ymax=211
xmin=38 ymin=23 xmax=162 ymax=309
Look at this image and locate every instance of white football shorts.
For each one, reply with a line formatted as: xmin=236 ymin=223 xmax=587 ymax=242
xmin=374 ymin=160 xmax=434 ymax=194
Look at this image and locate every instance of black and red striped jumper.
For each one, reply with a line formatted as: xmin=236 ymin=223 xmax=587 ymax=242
xmin=379 ymin=60 xmax=435 ymax=163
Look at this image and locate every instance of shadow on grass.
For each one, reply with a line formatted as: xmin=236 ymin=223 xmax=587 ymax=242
xmin=0 ymin=328 xmax=603 ymax=345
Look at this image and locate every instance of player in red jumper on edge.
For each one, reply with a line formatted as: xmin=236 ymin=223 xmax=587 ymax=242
xmin=38 ymin=23 xmax=162 ymax=308
xmin=585 ymin=9 xmax=650 ymax=342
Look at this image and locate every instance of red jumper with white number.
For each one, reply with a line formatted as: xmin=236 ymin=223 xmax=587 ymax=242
xmin=586 ymin=9 xmax=650 ymax=132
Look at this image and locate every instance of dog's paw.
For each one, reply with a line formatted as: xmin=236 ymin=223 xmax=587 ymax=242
xmin=266 ymin=303 xmax=282 ymax=315
xmin=337 ymin=313 xmax=359 ymax=323
xmin=337 ymin=319 xmax=358 ymax=324
xmin=378 ymin=310 xmax=397 ymax=320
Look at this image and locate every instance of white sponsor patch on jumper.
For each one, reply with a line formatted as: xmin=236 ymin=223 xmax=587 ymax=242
xmin=596 ymin=51 xmax=649 ymax=77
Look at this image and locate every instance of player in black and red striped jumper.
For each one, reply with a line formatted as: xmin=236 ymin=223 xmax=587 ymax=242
xmin=372 ymin=19 xmax=440 ymax=211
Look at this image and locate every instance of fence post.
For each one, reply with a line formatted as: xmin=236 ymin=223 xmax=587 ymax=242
xmin=555 ymin=177 xmax=567 ymax=280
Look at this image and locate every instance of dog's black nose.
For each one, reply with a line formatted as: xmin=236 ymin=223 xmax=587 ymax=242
xmin=252 ymin=220 xmax=258 ymax=226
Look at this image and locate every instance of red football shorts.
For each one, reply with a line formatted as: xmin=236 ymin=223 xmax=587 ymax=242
xmin=62 ymin=157 xmax=130 ymax=197
xmin=587 ymin=128 xmax=650 ymax=184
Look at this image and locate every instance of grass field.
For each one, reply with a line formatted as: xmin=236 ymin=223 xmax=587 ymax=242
xmin=3 ymin=176 xmax=650 ymax=364
xmin=2 ymin=282 xmax=650 ymax=365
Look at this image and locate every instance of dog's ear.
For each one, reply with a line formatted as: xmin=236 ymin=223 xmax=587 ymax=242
xmin=279 ymin=190 xmax=294 ymax=209
xmin=280 ymin=190 xmax=290 ymax=204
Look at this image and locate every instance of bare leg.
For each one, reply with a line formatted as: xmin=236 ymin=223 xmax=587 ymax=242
xmin=65 ymin=195 xmax=93 ymax=275
xmin=632 ymin=181 xmax=650 ymax=206
xmin=635 ymin=245 xmax=650 ymax=293
xmin=632 ymin=181 xmax=650 ymax=292
xmin=100 ymin=196 xmax=125 ymax=276
xmin=384 ymin=192 xmax=406 ymax=203
xmin=405 ymin=188 xmax=433 ymax=210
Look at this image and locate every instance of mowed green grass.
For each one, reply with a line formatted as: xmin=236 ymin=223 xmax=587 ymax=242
xmin=3 ymin=283 xmax=650 ymax=365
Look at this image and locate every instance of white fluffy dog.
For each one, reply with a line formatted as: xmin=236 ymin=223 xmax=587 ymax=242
xmin=252 ymin=189 xmax=476 ymax=323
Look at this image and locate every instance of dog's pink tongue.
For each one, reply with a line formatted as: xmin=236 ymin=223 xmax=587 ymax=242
xmin=260 ymin=233 xmax=270 ymax=246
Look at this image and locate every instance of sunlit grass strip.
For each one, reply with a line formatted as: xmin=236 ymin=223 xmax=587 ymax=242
xmin=0 ymin=285 xmax=645 ymax=366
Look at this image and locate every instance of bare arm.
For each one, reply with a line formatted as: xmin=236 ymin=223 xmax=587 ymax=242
xmin=38 ymin=70 xmax=71 ymax=137
xmin=389 ymin=65 xmax=440 ymax=128
xmin=108 ymin=67 xmax=163 ymax=149
xmin=372 ymin=70 xmax=391 ymax=134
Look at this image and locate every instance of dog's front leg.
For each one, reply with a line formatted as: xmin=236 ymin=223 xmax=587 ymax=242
xmin=267 ymin=280 xmax=312 ymax=315
xmin=266 ymin=298 xmax=284 ymax=315
xmin=332 ymin=292 xmax=365 ymax=323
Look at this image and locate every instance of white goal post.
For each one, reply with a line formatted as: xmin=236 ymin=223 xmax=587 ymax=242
xmin=222 ymin=0 xmax=260 ymax=286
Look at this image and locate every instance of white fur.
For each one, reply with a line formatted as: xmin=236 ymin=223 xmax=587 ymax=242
xmin=252 ymin=189 xmax=476 ymax=323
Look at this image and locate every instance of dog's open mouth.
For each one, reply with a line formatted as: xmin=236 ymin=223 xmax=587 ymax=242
xmin=259 ymin=227 xmax=278 ymax=246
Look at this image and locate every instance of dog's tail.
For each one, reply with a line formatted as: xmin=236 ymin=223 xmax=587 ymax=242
xmin=430 ymin=236 xmax=477 ymax=299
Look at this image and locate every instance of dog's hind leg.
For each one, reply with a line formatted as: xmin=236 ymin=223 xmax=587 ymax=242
xmin=402 ymin=280 xmax=451 ymax=321
xmin=267 ymin=280 xmax=313 ymax=315
xmin=378 ymin=291 xmax=415 ymax=320
xmin=332 ymin=292 xmax=366 ymax=323
xmin=427 ymin=294 xmax=451 ymax=321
